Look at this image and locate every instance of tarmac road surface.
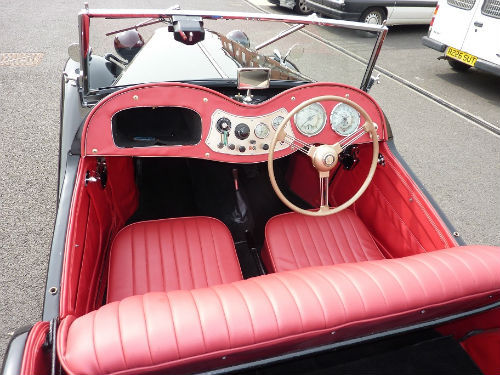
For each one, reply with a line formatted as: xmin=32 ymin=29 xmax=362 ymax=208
xmin=1 ymin=0 xmax=498 ymax=366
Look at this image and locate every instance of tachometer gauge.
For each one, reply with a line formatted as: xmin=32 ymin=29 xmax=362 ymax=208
xmin=254 ymin=123 xmax=270 ymax=139
xmin=293 ymin=103 xmax=327 ymax=137
xmin=272 ymin=116 xmax=284 ymax=131
xmin=330 ymin=103 xmax=361 ymax=136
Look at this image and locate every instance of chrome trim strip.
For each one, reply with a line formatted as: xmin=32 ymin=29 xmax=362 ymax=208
xmin=79 ymin=10 xmax=387 ymax=32
xmin=198 ymin=42 xmax=229 ymax=79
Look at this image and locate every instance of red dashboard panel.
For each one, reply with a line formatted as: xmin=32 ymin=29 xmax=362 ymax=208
xmin=83 ymin=82 xmax=387 ymax=163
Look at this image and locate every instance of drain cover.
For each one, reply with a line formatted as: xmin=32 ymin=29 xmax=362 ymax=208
xmin=0 ymin=53 xmax=44 ymax=66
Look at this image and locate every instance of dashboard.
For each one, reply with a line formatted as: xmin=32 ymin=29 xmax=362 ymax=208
xmin=83 ymin=82 xmax=387 ymax=163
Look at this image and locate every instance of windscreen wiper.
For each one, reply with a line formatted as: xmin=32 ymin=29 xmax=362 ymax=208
xmin=105 ymin=4 xmax=180 ymax=36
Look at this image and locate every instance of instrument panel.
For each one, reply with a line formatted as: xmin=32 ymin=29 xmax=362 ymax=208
xmin=84 ymin=82 xmax=387 ymax=162
xmin=206 ymin=109 xmax=293 ymax=155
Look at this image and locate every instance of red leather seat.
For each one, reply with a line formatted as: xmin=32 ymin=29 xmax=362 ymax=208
xmin=262 ymin=210 xmax=385 ymax=273
xmin=107 ymin=216 xmax=242 ymax=303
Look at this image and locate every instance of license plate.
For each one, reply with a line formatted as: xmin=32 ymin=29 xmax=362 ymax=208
xmin=446 ymin=47 xmax=478 ymax=66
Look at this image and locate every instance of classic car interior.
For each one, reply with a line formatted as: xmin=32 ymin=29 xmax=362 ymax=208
xmin=14 ymin=10 xmax=499 ymax=375
xmin=51 ymin=81 xmax=500 ymax=375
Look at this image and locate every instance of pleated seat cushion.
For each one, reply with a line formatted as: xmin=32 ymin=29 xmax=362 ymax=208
xmin=107 ymin=216 xmax=242 ymax=303
xmin=262 ymin=210 xmax=385 ymax=273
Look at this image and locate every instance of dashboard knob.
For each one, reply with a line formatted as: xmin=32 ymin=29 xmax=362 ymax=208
xmin=234 ymin=123 xmax=250 ymax=140
xmin=262 ymin=143 xmax=269 ymax=151
xmin=228 ymin=144 xmax=235 ymax=150
xmin=217 ymin=142 xmax=224 ymax=149
xmin=239 ymin=145 xmax=246 ymax=153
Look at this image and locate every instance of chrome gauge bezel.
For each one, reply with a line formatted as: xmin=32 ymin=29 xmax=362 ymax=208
xmin=293 ymin=102 xmax=327 ymax=137
xmin=330 ymin=102 xmax=361 ymax=136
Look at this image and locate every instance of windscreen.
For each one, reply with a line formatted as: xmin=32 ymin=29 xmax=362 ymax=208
xmin=82 ymin=11 xmax=385 ymax=92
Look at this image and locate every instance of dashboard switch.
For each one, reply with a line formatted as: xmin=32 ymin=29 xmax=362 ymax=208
xmin=239 ymin=145 xmax=246 ymax=153
xmin=217 ymin=142 xmax=224 ymax=149
xmin=228 ymin=143 xmax=235 ymax=150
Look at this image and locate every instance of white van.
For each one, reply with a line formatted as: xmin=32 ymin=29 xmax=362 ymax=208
xmin=422 ymin=0 xmax=500 ymax=76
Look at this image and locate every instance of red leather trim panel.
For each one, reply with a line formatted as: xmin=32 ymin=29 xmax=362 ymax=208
xmin=329 ymin=143 xmax=457 ymax=257
xmin=437 ymin=306 xmax=500 ymax=340
xmin=60 ymin=157 xmax=138 ymax=318
xmin=82 ymin=82 xmax=387 ymax=162
xmin=20 ymin=321 xmax=50 ymax=375
xmin=263 ymin=210 xmax=384 ymax=273
xmin=461 ymin=330 xmax=500 ymax=375
xmin=107 ymin=217 xmax=243 ymax=302
xmin=58 ymin=245 xmax=500 ymax=375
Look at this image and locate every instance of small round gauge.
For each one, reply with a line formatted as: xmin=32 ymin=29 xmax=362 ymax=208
xmin=330 ymin=103 xmax=361 ymax=136
xmin=272 ymin=116 xmax=284 ymax=131
xmin=254 ymin=123 xmax=270 ymax=139
xmin=293 ymin=103 xmax=327 ymax=137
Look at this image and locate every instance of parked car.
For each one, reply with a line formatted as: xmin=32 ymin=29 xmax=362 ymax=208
xmin=306 ymin=0 xmax=437 ymax=25
xmin=268 ymin=0 xmax=312 ymax=15
xmin=422 ymin=0 xmax=500 ymax=76
xmin=2 ymin=6 xmax=500 ymax=375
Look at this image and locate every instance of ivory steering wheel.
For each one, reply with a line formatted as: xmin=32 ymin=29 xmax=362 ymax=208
xmin=268 ymin=95 xmax=379 ymax=216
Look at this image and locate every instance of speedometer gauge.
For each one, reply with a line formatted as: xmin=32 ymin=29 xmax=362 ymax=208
xmin=330 ymin=103 xmax=360 ymax=136
xmin=293 ymin=103 xmax=327 ymax=137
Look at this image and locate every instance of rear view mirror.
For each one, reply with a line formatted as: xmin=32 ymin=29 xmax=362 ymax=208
xmin=68 ymin=43 xmax=80 ymax=62
xmin=237 ymin=68 xmax=270 ymax=90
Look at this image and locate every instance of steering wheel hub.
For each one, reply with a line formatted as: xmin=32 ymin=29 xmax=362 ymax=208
xmin=311 ymin=145 xmax=339 ymax=171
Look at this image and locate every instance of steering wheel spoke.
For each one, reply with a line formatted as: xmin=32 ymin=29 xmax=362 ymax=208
xmin=339 ymin=127 xmax=367 ymax=150
xmin=319 ymin=171 xmax=330 ymax=209
xmin=280 ymin=133 xmax=313 ymax=156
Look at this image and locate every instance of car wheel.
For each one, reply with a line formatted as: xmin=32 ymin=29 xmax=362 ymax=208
xmin=360 ymin=8 xmax=386 ymax=25
xmin=448 ymin=59 xmax=472 ymax=72
xmin=294 ymin=0 xmax=312 ymax=15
